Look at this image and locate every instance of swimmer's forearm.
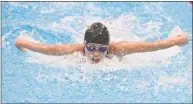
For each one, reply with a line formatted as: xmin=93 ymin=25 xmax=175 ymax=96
xmin=21 ymin=41 xmax=52 ymax=55
xmin=132 ymin=38 xmax=188 ymax=52
xmin=154 ymin=34 xmax=189 ymax=50
xmin=16 ymin=40 xmax=83 ymax=55
xmin=14 ymin=39 xmax=47 ymax=53
xmin=113 ymin=36 xmax=189 ymax=56
xmin=153 ymin=40 xmax=173 ymax=51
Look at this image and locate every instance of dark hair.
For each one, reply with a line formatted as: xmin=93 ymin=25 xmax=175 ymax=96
xmin=84 ymin=22 xmax=110 ymax=45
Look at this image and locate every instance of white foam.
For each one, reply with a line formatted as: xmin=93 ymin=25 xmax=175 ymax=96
xmin=21 ymin=16 xmax=186 ymax=71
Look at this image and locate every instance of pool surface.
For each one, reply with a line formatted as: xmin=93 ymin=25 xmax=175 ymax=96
xmin=2 ymin=2 xmax=192 ymax=103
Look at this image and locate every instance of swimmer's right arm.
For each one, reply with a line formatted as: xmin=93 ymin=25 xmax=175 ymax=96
xmin=14 ymin=38 xmax=84 ymax=55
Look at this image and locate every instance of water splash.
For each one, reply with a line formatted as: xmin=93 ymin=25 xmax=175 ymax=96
xmin=11 ymin=16 xmax=185 ymax=84
xmin=2 ymin=2 xmax=192 ymax=103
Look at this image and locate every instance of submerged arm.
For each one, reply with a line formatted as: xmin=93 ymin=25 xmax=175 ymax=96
xmin=14 ymin=38 xmax=84 ymax=55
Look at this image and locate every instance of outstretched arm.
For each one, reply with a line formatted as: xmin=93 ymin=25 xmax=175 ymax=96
xmin=14 ymin=38 xmax=84 ymax=55
xmin=109 ymin=34 xmax=189 ymax=56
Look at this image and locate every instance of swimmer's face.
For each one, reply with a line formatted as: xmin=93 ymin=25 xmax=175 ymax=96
xmin=84 ymin=43 xmax=108 ymax=64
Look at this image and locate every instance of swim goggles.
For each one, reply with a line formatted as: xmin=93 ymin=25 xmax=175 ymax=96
xmin=85 ymin=44 xmax=108 ymax=53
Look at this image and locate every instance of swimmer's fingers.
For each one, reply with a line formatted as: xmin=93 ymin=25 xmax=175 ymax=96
xmin=20 ymin=47 xmax=27 ymax=52
xmin=16 ymin=46 xmax=27 ymax=52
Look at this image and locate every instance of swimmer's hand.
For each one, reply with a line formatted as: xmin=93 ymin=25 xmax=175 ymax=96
xmin=15 ymin=38 xmax=27 ymax=52
xmin=168 ymin=33 xmax=189 ymax=46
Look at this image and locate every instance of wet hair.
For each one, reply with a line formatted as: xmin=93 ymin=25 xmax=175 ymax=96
xmin=84 ymin=22 xmax=110 ymax=45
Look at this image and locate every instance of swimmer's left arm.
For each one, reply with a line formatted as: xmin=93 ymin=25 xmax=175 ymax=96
xmin=109 ymin=34 xmax=189 ymax=56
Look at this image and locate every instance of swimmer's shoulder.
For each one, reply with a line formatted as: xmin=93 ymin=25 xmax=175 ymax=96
xmin=108 ymin=41 xmax=129 ymax=56
xmin=108 ymin=42 xmax=123 ymax=54
xmin=73 ymin=43 xmax=84 ymax=53
xmin=59 ymin=43 xmax=84 ymax=54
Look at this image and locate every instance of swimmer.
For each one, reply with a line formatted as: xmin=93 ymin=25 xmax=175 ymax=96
xmin=15 ymin=22 xmax=189 ymax=64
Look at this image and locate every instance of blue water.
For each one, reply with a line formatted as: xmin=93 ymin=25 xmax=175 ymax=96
xmin=2 ymin=2 xmax=192 ymax=103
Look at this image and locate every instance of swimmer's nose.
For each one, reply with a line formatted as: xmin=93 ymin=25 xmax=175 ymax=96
xmin=92 ymin=51 xmax=100 ymax=58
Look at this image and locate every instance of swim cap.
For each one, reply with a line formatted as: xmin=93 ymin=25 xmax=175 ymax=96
xmin=84 ymin=22 xmax=110 ymax=45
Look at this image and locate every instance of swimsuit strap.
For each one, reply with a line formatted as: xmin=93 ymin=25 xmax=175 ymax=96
xmin=83 ymin=47 xmax=85 ymax=54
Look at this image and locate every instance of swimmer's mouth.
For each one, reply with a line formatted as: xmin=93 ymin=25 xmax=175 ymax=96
xmin=92 ymin=58 xmax=100 ymax=63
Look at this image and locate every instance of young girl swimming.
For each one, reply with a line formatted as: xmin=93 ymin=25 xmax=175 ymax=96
xmin=15 ymin=22 xmax=189 ymax=64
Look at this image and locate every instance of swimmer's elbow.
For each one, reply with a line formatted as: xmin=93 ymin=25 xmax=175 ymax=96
xmin=43 ymin=46 xmax=62 ymax=55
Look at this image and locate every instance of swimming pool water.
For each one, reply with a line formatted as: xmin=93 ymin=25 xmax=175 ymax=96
xmin=2 ymin=2 xmax=192 ymax=103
